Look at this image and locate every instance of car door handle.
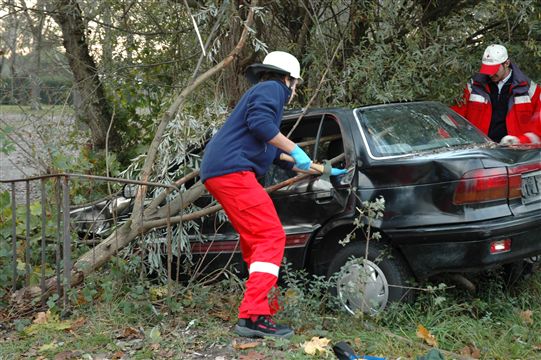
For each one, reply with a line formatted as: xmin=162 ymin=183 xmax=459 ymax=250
xmin=314 ymin=190 xmax=333 ymax=204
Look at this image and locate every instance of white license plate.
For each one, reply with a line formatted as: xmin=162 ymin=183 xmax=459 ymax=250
xmin=521 ymin=170 xmax=541 ymax=204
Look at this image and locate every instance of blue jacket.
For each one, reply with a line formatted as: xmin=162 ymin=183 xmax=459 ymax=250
xmin=200 ymin=80 xmax=292 ymax=182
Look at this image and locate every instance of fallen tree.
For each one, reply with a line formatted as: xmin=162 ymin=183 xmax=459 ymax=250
xmin=9 ymin=0 xmax=346 ymax=309
xmin=10 ymin=0 xmax=259 ymax=308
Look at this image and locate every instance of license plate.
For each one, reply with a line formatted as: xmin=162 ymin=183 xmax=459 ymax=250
xmin=521 ymin=170 xmax=541 ymax=204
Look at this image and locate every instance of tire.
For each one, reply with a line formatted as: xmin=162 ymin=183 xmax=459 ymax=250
xmin=327 ymin=240 xmax=414 ymax=315
xmin=503 ymin=255 xmax=541 ymax=287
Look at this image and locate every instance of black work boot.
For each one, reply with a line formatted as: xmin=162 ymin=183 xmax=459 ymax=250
xmin=235 ymin=315 xmax=294 ymax=338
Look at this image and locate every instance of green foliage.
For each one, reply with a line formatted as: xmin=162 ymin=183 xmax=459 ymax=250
xmin=340 ymin=195 xmax=385 ymax=247
xmin=299 ymin=0 xmax=541 ymax=108
xmin=281 ymin=261 xmax=339 ymax=327
xmin=0 ymin=124 xmax=16 ymax=155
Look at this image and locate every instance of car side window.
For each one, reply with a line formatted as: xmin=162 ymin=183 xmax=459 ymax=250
xmin=263 ymin=114 xmax=345 ymax=186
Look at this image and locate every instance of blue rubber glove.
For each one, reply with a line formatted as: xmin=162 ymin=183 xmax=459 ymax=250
xmin=290 ymin=145 xmax=312 ymax=171
xmin=331 ymin=168 xmax=348 ymax=176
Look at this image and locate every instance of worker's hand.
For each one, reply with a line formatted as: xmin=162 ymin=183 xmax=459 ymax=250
xmin=290 ymin=145 xmax=312 ymax=171
xmin=331 ymin=168 xmax=348 ymax=176
xmin=500 ymin=135 xmax=520 ymax=145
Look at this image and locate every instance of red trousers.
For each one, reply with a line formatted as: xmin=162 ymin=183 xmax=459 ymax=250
xmin=204 ymin=171 xmax=286 ymax=318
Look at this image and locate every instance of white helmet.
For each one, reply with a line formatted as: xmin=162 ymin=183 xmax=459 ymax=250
xmin=245 ymin=51 xmax=302 ymax=84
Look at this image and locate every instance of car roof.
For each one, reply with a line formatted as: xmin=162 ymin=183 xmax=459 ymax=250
xmin=283 ymin=100 xmax=444 ymax=119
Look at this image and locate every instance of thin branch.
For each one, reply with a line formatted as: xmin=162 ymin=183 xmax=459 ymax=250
xmin=287 ymin=40 xmax=343 ymax=138
xmin=130 ymin=0 xmax=258 ymax=224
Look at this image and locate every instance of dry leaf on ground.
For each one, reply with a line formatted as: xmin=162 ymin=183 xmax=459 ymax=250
xmin=117 ymin=326 xmax=143 ymax=339
xmin=111 ymin=351 xmax=125 ymax=360
xmin=416 ymin=324 xmax=438 ymax=347
xmin=69 ymin=317 xmax=86 ymax=332
xmin=33 ymin=311 xmax=49 ymax=324
xmin=460 ymin=344 xmax=481 ymax=358
xmin=519 ymin=310 xmax=533 ymax=325
xmin=239 ymin=351 xmax=267 ymax=360
xmin=302 ymin=336 xmax=331 ymax=355
xmin=233 ymin=339 xmax=260 ymax=350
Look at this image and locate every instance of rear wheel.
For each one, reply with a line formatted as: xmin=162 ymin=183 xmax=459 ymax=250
xmin=327 ymin=241 xmax=414 ymax=315
xmin=503 ymin=255 xmax=541 ymax=287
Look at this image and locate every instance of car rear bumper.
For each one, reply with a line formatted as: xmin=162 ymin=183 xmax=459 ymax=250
xmin=386 ymin=210 xmax=541 ymax=278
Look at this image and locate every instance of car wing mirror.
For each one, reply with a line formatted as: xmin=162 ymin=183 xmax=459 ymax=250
xmin=123 ymin=184 xmax=139 ymax=198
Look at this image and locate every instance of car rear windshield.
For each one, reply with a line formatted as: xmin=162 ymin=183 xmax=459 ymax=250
xmin=356 ymin=102 xmax=490 ymax=157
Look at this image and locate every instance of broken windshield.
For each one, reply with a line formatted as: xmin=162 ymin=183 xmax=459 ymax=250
xmin=356 ymin=102 xmax=490 ymax=157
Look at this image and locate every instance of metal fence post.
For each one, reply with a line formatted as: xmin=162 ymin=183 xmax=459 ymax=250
xmin=11 ymin=182 xmax=17 ymax=292
xmin=40 ymin=179 xmax=47 ymax=304
xmin=62 ymin=176 xmax=71 ymax=312
xmin=25 ymin=181 xmax=31 ymax=287
xmin=55 ymin=179 xmax=62 ymax=300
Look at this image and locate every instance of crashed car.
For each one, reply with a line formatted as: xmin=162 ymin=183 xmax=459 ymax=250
xmin=190 ymin=101 xmax=541 ymax=314
xmin=72 ymin=101 xmax=541 ymax=315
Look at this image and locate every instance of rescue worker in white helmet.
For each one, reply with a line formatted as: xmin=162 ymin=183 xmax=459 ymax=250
xmin=200 ymin=51 xmax=346 ymax=338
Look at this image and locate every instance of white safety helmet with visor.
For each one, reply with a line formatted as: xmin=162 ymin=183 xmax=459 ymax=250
xmin=245 ymin=51 xmax=302 ymax=85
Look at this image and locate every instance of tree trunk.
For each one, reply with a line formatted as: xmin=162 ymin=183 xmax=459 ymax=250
xmin=47 ymin=0 xmax=120 ymax=150
xmin=21 ymin=0 xmax=46 ymax=110
xmin=5 ymin=0 xmax=19 ymax=102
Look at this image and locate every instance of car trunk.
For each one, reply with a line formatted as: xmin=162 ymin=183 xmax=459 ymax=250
xmin=359 ymin=146 xmax=540 ymax=228
xmin=479 ymin=146 xmax=541 ymax=216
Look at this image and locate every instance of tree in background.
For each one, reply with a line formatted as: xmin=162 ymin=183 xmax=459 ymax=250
xmin=2 ymin=0 xmax=539 ymax=156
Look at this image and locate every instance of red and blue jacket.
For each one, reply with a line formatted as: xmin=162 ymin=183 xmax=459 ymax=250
xmin=452 ymin=63 xmax=541 ymax=144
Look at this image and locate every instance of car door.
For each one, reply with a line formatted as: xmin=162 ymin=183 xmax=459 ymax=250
xmin=264 ymin=113 xmax=352 ymax=233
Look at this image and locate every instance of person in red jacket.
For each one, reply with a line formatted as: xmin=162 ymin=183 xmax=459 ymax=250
xmin=451 ymin=44 xmax=541 ymax=144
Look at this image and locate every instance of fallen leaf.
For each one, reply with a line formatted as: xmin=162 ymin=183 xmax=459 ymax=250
xmin=38 ymin=341 xmax=59 ymax=352
xmin=24 ymin=312 xmax=73 ymax=336
xmin=118 ymin=326 xmax=142 ymax=339
xmin=149 ymin=343 xmax=161 ymax=351
xmin=533 ymin=344 xmax=541 ymax=351
xmin=210 ymin=309 xmax=231 ymax=321
xmin=233 ymin=340 xmax=260 ymax=350
xmin=158 ymin=349 xmax=175 ymax=358
xmin=416 ymin=324 xmax=438 ymax=347
xmin=149 ymin=286 xmax=169 ymax=301
xmin=54 ymin=351 xmax=79 ymax=360
xmin=239 ymin=351 xmax=266 ymax=360
xmin=460 ymin=344 xmax=480 ymax=358
xmin=33 ymin=311 xmax=49 ymax=324
xmin=69 ymin=317 xmax=86 ymax=332
xmin=149 ymin=326 xmax=161 ymax=343
xmin=519 ymin=310 xmax=533 ymax=325
xmin=354 ymin=337 xmax=362 ymax=348
xmin=302 ymin=336 xmax=331 ymax=355
xmin=111 ymin=351 xmax=125 ymax=360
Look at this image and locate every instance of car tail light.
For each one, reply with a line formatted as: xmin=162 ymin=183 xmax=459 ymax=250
xmin=490 ymin=239 xmax=511 ymax=254
xmin=453 ymin=168 xmax=509 ymax=205
xmin=508 ymin=174 xmax=522 ymax=199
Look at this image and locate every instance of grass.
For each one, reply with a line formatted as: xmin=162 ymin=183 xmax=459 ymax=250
xmin=1 ymin=269 xmax=540 ymax=359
